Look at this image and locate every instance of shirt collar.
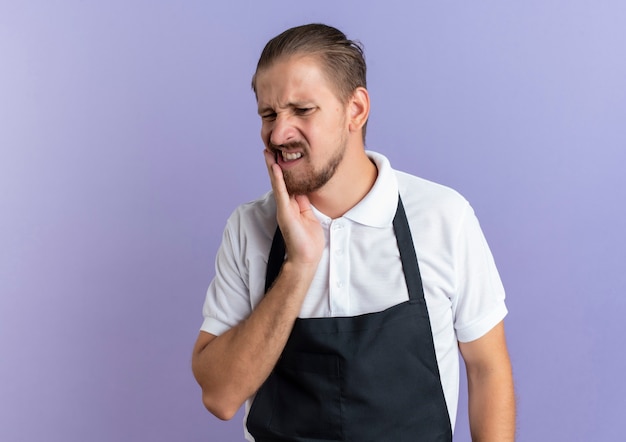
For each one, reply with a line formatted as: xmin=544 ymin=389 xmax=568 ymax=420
xmin=342 ymin=151 xmax=398 ymax=228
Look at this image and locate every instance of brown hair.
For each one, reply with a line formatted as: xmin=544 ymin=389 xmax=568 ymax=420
xmin=251 ymin=23 xmax=368 ymax=137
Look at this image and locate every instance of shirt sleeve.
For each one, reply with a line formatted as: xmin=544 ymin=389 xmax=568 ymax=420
xmin=200 ymin=216 xmax=253 ymax=336
xmin=452 ymin=204 xmax=508 ymax=343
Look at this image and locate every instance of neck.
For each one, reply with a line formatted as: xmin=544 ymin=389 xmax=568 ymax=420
xmin=308 ymin=147 xmax=377 ymax=219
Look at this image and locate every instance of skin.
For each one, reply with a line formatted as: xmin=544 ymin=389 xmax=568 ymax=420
xmin=191 ymin=54 xmax=516 ymax=439
xmin=460 ymin=322 xmax=516 ymax=441
xmin=256 ymin=54 xmax=376 ymax=218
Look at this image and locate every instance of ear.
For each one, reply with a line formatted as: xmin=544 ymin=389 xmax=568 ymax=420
xmin=347 ymin=87 xmax=370 ymax=134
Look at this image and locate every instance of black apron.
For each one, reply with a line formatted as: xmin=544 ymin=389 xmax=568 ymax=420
xmin=247 ymin=197 xmax=452 ymax=441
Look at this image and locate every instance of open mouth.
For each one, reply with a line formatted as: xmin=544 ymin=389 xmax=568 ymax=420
xmin=281 ymin=151 xmax=302 ymax=161
xmin=274 ymin=149 xmax=303 ymax=163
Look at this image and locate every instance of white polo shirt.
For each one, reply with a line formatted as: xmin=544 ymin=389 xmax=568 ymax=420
xmin=201 ymin=151 xmax=507 ymax=435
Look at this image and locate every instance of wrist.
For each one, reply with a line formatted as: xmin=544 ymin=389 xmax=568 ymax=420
xmin=280 ymin=260 xmax=319 ymax=281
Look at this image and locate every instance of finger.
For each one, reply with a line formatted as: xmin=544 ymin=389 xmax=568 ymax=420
xmin=262 ymin=149 xmax=290 ymax=207
xmin=294 ymin=194 xmax=313 ymax=214
xmin=262 ymin=149 xmax=281 ymax=190
xmin=262 ymin=148 xmax=276 ymax=170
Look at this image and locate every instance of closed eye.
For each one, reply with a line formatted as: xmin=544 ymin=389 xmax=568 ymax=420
xmin=294 ymin=107 xmax=314 ymax=116
xmin=261 ymin=112 xmax=277 ymax=121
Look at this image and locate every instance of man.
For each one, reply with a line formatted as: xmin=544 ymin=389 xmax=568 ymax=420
xmin=192 ymin=23 xmax=515 ymax=441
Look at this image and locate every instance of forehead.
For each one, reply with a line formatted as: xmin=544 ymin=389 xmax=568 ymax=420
xmin=255 ymin=55 xmax=339 ymax=108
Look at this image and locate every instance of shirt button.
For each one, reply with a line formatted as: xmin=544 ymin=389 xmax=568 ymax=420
xmin=336 ymin=281 xmax=344 ymax=288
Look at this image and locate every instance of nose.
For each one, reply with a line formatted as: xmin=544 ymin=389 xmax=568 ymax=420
xmin=268 ymin=114 xmax=297 ymax=147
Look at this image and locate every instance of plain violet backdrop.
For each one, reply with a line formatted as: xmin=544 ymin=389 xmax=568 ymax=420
xmin=1 ymin=1 xmax=625 ymax=441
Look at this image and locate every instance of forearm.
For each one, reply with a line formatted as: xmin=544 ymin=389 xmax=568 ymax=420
xmin=466 ymin=355 xmax=516 ymax=441
xmin=192 ymin=261 xmax=316 ymax=420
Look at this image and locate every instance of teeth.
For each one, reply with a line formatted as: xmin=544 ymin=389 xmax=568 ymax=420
xmin=281 ymin=151 xmax=302 ymax=161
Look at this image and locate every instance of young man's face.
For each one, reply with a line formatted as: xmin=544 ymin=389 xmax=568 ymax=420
xmin=255 ymin=55 xmax=350 ymax=195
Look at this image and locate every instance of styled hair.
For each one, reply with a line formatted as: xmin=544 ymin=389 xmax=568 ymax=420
xmin=251 ymin=23 xmax=368 ymax=138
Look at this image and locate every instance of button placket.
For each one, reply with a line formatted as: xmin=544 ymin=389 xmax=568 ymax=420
xmin=328 ymin=219 xmax=350 ymax=315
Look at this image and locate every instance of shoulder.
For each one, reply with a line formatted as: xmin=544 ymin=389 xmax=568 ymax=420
xmin=227 ymin=190 xmax=276 ymax=226
xmin=366 ymin=150 xmax=470 ymax=218
xmin=395 ymin=170 xmax=472 ymax=228
xmin=223 ymin=190 xmax=277 ymax=248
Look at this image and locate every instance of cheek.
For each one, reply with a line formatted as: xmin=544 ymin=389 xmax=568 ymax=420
xmin=260 ymin=125 xmax=270 ymax=144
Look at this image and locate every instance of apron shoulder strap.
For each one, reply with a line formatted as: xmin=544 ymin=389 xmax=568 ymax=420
xmin=265 ymin=225 xmax=285 ymax=293
xmin=393 ymin=196 xmax=426 ymax=302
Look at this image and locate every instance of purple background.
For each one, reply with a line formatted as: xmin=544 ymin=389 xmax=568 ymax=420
xmin=1 ymin=1 xmax=625 ymax=441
